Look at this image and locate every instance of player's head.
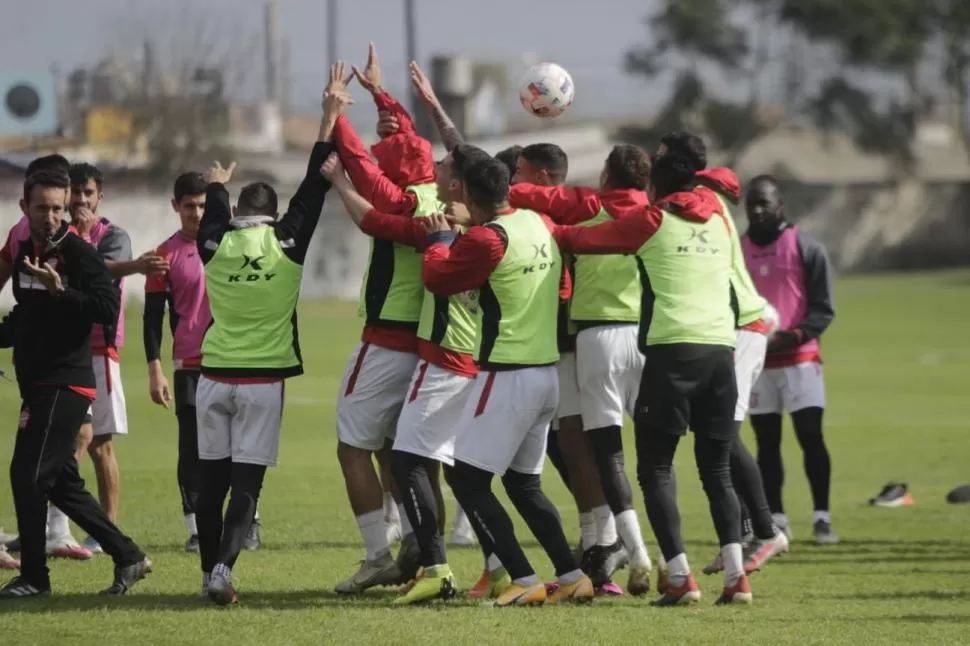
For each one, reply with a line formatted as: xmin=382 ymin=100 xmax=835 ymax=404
xmin=436 ymin=144 xmax=491 ymax=204
xmin=459 ymin=158 xmax=511 ymax=224
xmin=649 ymin=133 xmax=707 ymax=200
xmin=495 ymin=145 xmax=523 ymax=177
xmin=25 ymin=154 xmax=70 ymax=178
xmin=744 ymin=174 xmax=784 ymax=230
xmin=514 ymin=143 xmax=568 ymax=186
xmin=21 ymin=170 xmax=70 ymax=242
xmin=68 ymin=162 xmax=104 ymax=216
xmin=172 ymin=172 xmax=207 ymax=237
xmin=234 ymin=182 xmax=278 ymax=218
xmin=600 ymin=144 xmax=651 ymax=192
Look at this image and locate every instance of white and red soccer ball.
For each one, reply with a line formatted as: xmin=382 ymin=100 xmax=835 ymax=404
xmin=518 ymin=62 xmax=575 ymax=118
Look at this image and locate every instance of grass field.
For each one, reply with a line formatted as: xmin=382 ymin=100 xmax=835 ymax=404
xmin=1 ymin=269 xmax=969 ymax=645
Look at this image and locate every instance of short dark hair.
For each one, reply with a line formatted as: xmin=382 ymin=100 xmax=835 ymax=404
xmin=173 ymin=172 xmax=207 ymax=202
xmin=462 ymin=158 xmax=510 ymax=211
xmin=24 ymin=169 xmax=70 ymax=202
xmin=604 ymin=144 xmax=651 ymax=190
xmin=520 ymin=143 xmax=569 ymax=183
xmin=237 ymin=182 xmax=278 ymax=216
xmin=495 ymin=145 xmax=524 ymax=177
xmin=451 ymin=144 xmax=492 ymax=182
xmin=658 ymin=132 xmax=707 ymax=170
xmin=69 ymin=162 xmax=104 ymax=189
xmin=25 ymin=154 xmax=70 ymax=178
xmin=748 ymin=174 xmax=779 ymax=190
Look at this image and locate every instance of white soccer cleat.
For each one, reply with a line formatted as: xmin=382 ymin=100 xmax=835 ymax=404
xmin=335 ymin=553 xmax=401 ymax=594
xmin=46 ymin=534 xmax=93 ymax=560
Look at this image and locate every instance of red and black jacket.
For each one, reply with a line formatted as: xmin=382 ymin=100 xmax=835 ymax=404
xmin=0 ymin=222 xmax=119 ymax=398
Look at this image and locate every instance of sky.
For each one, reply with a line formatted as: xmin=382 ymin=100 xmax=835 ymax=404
xmin=0 ymin=0 xmax=667 ymax=125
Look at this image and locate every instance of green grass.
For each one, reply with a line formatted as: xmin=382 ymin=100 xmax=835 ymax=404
xmin=1 ymin=269 xmax=970 ymax=645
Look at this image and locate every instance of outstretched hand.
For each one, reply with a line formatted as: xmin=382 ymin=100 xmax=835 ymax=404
xmin=352 ymin=42 xmax=382 ymax=94
xmin=323 ymin=61 xmax=354 ymax=104
xmin=204 ymin=160 xmax=236 ymax=185
xmin=409 ymin=61 xmax=439 ymax=106
xmin=320 ymin=152 xmax=347 ymax=183
xmin=23 ymin=257 xmax=62 ymax=294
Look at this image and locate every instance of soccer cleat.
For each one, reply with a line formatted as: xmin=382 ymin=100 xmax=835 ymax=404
xmin=468 ymin=568 xmax=511 ymax=599
xmin=743 ymin=531 xmax=790 ymax=573
xmin=547 ymin=574 xmax=594 ymax=605
xmin=393 ymin=567 xmax=458 ymax=605
xmin=946 ymin=484 xmax=970 ymax=504
xmin=627 ymin=563 xmax=652 ymax=597
xmin=0 ymin=546 xmax=19 ymax=570
xmin=81 ymin=536 xmax=104 ymax=555
xmin=335 ymin=553 xmax=401 ymax=594
xmin=491 ymin=581 xmax=547 ymax=607
xmin=702 ymin=551 xmax=724 ymax=575
xmin=650 ymin=572 xmax=701 ymax=607
xmin=207 ymin=571 xmax=238 ymax=606
xmin=100 ymin=556 xmax=153 ymax=595
xmin=812 ymin=520 xmax=839 ymax=545
xmin=772 ymin=514 xmax=792 ymax=541
xmin=0 ymin=576 xmax=50 ymax=600
xmin=184 ymin=534 xmax=200 ymax=553
xmin=243 ymin=520 xmax=261 ymax=551
xmin=47 ymin=534 xmax=93 ymax=560
xmin=466 ymin=569 xmax=492 ymax=598
xmin=395 ymin=533 xmax=421 ymax=584
xmin=656 ymin=568 xmax=669 ymax=595
xmin=596 ymin=581 xmax=624 ymax=596
xmin=715 ymin=574 xmax=753 ymax=605
xmin=869 ymin=482 xmax=913 ymax=508
xmin=581 ymin=541 xmax=625 ymax=587
xmin=200 ymin=573 xmax=211 ymax=598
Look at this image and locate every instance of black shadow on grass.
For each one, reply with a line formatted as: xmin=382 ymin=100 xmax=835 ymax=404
xmin=831 ymin=590 xmax=970 ymax=602
xmin=893 ymin=614 xmax=970 ymax=625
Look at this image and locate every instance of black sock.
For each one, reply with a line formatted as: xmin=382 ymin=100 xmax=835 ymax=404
xmin=176 ymin=406 xmax=200 ymax=518
xmin=589 ymin=425 xmax=635 ymax=514
xmin=196 ymin=458 xmax=231 ymax=574
xmin=392 ymin=450 xmax=446 ymax=568
xmin=752 ymin=413 xmax=785 ymax=514
xmin=449 ymin=461 xmax=535 ymax=581
xmin=695 ymin=434 xmax=742 ymax=547
xmin=502 ymin=470 xmax=577 ymax=577
xmin=729 ymin=425 xmax=776 ymax=540
xmin=635 ymin=428 xmax=684 ymax=561
xmin=545 ymin=428 xmax=571 ymax=491
xmin=217 ymin=463 xmax=266 ymax=570
xmin=791 ymin=407 xmax=831 ymax=513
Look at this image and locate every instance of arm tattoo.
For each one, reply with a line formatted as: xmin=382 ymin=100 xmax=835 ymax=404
xmin=431 ymin=102 xmax=464 ymax=151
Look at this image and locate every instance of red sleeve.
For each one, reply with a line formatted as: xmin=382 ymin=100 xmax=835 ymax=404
xmin=334 ymin=114 xmax=417 ymax=215
xmin=360 ymin=210 xmax=429 ymax=250
xmin=374 ymin=90 xmax=417 ymax=135
xmin=546 ymin=207 xmax=663 ymax=255
xmin=422 ymin=227 xmax=505 ymax=295
xmin=509 ymin=184 xmax=602 ymax=225
xmin=144 ymin=242 xmax=170 ymax=293
xmin=0 ymin=227 xmax=14 ymax=265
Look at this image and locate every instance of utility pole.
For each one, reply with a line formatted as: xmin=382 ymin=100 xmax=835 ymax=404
xmin=403 ymin=0 xmax=432 ymax=138
xmin=328 ymin=0 xmax=339 ymax=71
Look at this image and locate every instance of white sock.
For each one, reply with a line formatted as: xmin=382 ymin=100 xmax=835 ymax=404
xmin=47 ymin=506 xmax=70 ymax=538
xmin=185 ymin=514 xmax=198 ymax=536
xmin=667 ymin=553 xmax=689 ymax=583
xmin=557 ymin=568 xmax=584 ymax=585
xmin=384 ymin=493 xmax=399 ymax=521
xmin=812 ymin=510 xmax=831 ymax=524
xmin=486 ymin=553 xmax=503 ymax=573
xmin=356 ymin=509 xmax=390 ymax=561
xmin=721 ymin=542 xmax=744 ymax=586
xmin=579 ymin=512 xmax=596 ymax=550
xmin=615 ymin=509 xmax=651 ymax=567
xmin=592 ymin=505 xmax=618 ymax=546
xmin=512 ymin=573 xmax=541 ymax=586
xmin=254 ymin=505 xmax=260 ymax=522
xmin=397 ymin=503 xmax=413 ymax=536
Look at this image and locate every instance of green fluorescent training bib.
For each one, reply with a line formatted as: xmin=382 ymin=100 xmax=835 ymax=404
xmin=713 ymin=194 xmax=767 ymax=327
xmin=570 ymin=207 xmax=641 ymax=323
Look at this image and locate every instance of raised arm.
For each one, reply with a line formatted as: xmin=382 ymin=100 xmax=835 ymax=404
xmin=509 ymin=184 xmax=602 ymax=225
xmin=410 ymin=62 xmax=464 ymax=152
xmin=422 ymin=219 xmax=505 ymax=295
xmin=333 ymin=114 xmax=414 ymax=214
xmin=549 ymin=207 xmax=662 ymax=256
xmin=198 ymin=162 xmax=236 ymax=264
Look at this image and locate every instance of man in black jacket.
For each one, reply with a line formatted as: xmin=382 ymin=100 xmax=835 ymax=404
xmin=0 ymin=170 xmax=152 ymax=599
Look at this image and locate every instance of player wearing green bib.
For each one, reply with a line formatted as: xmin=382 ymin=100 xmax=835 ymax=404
xmin=509 ymin=143 xmax=655 ymax=595
xmin=550 ymin=137 xmax=753 ymax=606
xmin=422 ymin=158 xmax=593 ymax=607
xmin=192 ymin=70 xmax=346 ymax=606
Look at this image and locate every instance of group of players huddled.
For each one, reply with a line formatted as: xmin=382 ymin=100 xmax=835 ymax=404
xmin=0 ymin=44 xmax=836 ymax=608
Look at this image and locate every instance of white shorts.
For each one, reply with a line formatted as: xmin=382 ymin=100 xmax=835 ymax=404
xmin=91 ymin=355 xmax=128 ymax=437
xmin=453 ymin=366 xmax=558 ymax=475
xmin=336 ymin=342 xmax=419 ymax=451
xmin=196 ymin=376 xmax=285 ymax=466
xmin=393 ymin=362 xmax=476 ymax=466
xmin=749 ymin=362 xmax=826 ymax=415
xmin=734 ymin=329 xmax=767 ymax=421
xmin=576 ymin=324 xmax=643 ymax=430
xmin=552 ymin=351 xmax=581 ymax=425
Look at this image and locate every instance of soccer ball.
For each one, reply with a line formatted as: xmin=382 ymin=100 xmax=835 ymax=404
xmin=518 ymin=63 xmax=575 ymax=118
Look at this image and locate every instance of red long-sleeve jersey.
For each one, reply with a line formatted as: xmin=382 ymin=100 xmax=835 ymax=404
xmin=508 ymin=184 xmax=648 ymax=225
